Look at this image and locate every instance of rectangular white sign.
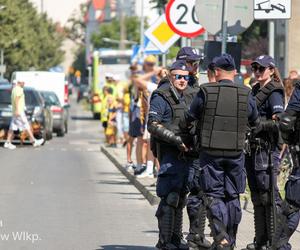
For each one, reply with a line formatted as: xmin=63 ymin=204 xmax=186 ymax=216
xmin=254 ymin=0 xmax=291 ymax=20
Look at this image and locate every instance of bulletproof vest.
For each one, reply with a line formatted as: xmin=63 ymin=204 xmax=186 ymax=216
xmin=254 ymin=80 xmax=284 ymax=108
xmin=153 ymin=82 xmax=196 ymax=134
xmin=151 ymin=82 xmax=197 ymax=149
xmin=198 ymin=82 xmax=250 ymax=157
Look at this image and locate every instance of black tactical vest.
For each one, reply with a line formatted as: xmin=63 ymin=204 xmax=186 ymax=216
xmin=151 ymin=82 xmax=197 ymax=145
xmin=254 ymin=80 xmax=284 ymax=108
xmin=198 ymin=82 xmax=251 ymax=157
xmin=154 ymin=83 xmax=196 ymax=132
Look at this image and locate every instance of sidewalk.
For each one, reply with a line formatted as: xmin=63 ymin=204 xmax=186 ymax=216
xmin=101 ymin=144 xmax=300 ymax=249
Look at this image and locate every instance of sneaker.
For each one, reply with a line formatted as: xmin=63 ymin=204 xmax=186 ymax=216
xmin=33 ymin=138 xmax=44 ymax=147
xmin=3 ymin=142 xmax=16 ymax=150
xmin=136 ymin=171 xmax=154 ymax=178
xmin=134 ymin=164 xmax=147 ymax=175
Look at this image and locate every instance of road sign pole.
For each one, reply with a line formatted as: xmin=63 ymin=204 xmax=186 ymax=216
xmin=140 ymin=0 xmax=145 ymax=60
xmin=221 ymin=0 xmax=228 ymax=54
xmin=0 ymin=49 xmax=4 ymax=78
xmin=268 ymin=20 xmax=275 ymax=58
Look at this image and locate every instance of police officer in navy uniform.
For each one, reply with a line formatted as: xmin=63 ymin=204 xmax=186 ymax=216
xmin=148 ymin=60 xmax=197 ymax=250
xmin=244 ymin=55 xmax=285 ymax=250
xmin=181 ymin=53 xmax=260 ymax=250
xmin=274 ymin=80 xmax=300 ymax=250
xmin=176 ymin=47 xmax=211 ymax=250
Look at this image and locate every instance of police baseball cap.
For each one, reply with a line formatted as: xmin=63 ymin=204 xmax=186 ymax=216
xmin=169 ymin=60 xmax=192 ymax=72
xmin=212 ymin=53 xmax=236 ymax=71
xmin=176 ymin=47 xmax=202 ymax=61
xmin=251 ymin=55 xmax=276 ymax=68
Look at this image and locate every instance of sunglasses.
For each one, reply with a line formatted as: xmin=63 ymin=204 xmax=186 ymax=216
xmin=251 ymin=65 xmax=267 ymax=73
xmin=173 ymin=74 xmax=190 ymax=81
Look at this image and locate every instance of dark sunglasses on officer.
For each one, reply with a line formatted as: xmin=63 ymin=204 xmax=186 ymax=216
xmin=251 ymin=64 xmax=270 ymax=73
xmin=172 ymin=74 xmax=190 ymax=81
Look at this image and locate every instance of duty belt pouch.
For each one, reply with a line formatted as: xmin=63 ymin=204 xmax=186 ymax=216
xmin=285 ymin=174 xmax=300 ymax=207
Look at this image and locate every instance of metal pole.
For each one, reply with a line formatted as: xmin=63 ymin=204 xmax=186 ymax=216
xmin=181 ymin=37 xmax=187 ymax=47
xmin=0 ymin=49 xmax=3 ymax=78
xmin=119 ymin=0 xmax=126 ymax=50
xmin=162 ymin=54 xmax=166 ymax=67
xmin=40 ymin=0 xmax=44 ymax=13
xmin=140 ymin=0 xmax=145 ymax=61
xmin=268 ymin=20 xmax=275 ymax=58
xmin=221 ymin=0 xmax=228 ymax=54
xmin=187 ymin=38 xmax=192 ymax=47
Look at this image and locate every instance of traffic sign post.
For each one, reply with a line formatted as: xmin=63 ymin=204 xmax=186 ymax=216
xmin=165 ymin=0 xmax=205 ymax=38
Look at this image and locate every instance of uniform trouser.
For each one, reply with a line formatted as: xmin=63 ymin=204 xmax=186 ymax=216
xmin=156 ymin=150 xmax=190 ymax=245
xmin=245 ymin=147 xmax=282 ymax=247
xmin=186 ymin=158 xmax=206 ymax=236
xmin=198 ymin=151 xmax=246 ymax=246
xmin=276 ymin=167 xmax=300 ymax=250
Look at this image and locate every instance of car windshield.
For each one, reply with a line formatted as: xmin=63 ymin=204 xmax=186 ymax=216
xmin=41 ymin=92 xmax=60 ymax=106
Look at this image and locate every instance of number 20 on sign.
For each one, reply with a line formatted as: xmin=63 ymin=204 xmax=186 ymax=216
xmin=165 ymin=0 xmax=205 ymax=38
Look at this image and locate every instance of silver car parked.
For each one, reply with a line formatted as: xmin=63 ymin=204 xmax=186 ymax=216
xmin=40 ymin=91 xmax=67 ymax=137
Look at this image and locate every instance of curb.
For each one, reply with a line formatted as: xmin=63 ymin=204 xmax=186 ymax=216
xmin=101 ymin=146 xmax=160 ymax=206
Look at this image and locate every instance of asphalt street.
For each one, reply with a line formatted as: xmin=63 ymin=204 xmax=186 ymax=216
xmin=0 ymin=99 xmax=158 ymax=250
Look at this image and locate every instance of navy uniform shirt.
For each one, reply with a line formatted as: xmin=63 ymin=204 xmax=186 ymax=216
xmin=252 ymin=82 xmax=284 ymax=118
xmin=148 ymin=81 xmax=173 ymax=124
xmin=286 ymin=84 xmax=300 ymax=112
xmin=186 ymin=79 xmax=258 ymax=124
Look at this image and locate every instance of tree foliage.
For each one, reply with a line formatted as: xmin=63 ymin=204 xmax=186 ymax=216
xmin=65 ymin=3 xmax=87 ymax=44
xmin=91 ymin=16 xmax=146 ymax=49
xmin=150 ymin=0 xmax=168 ymax=14
xmin=0 ymin=0 xmax=64 ymax=78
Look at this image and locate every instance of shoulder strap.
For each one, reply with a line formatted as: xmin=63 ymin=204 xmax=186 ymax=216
xmin=255 ymin=81 xmax=284 ymax=108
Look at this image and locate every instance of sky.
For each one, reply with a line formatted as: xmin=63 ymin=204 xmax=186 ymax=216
xmin=29 ymin=0 xmax=159 ymax=26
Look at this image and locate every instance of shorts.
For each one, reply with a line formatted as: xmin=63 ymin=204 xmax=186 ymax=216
xmin=129 ymin=118 xmax=143 ymax=138
xmin=122 ymin=112 xmax=129 ymax=133
xmin=9 ymin=113 xmax=30 ymax=131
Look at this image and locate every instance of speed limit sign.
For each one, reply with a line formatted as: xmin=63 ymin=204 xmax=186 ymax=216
xmin=165 ymin=0 xmax=205 ymax=38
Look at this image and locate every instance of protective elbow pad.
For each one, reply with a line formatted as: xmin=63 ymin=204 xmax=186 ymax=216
xmin=148 ymin=122 xmax=182 ymax=145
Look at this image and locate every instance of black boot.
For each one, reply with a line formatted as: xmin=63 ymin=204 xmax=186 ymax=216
xmin=172 ymin=208 xmax=189 ymax=250
xmin=156 ymin=204 xmax=178 ymax=250
xmin=186 ymin=204 xmax=211 ymax=249
xmin=244 ymin=204 xmax=268 ymax=250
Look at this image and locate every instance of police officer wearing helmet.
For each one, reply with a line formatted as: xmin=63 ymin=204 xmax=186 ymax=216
xmin=176 ymin=46 xmax=211 ymax=250
xmin=244 ymin=55 xmax=285 ymax=250
xmin=176 ymin=47 xmax=203 ymax=88
xmin=274 ymin=80 xmax=300 ymax=250
xmin=148 ymin=60 xmax=196 ymax=250
xmin=181 ymin=53 xmax=259 ymax=250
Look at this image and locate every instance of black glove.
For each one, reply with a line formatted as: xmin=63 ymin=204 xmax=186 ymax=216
xmin=277 ymin=112 xmax=296 ymax=144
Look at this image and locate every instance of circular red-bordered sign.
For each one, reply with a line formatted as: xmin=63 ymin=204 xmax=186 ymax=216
xmin=165 ymin=0 xmax=205 ymax=38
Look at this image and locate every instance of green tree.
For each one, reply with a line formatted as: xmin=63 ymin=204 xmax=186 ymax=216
xmin=0 ymin=0 xmax=64 ymax=78
xmin=91 ymin=16 xmax=146 ymax=49
xmin=150 ymin=0 xmax=168 ymax=14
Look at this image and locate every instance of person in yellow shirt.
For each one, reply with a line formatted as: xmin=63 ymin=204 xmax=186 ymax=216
xmin=4 ymin=81 xmax=44 ymax=149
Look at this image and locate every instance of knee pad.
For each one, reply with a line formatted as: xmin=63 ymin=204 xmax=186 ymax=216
xmin=166 ymin=192 xmax=180 ymax=208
